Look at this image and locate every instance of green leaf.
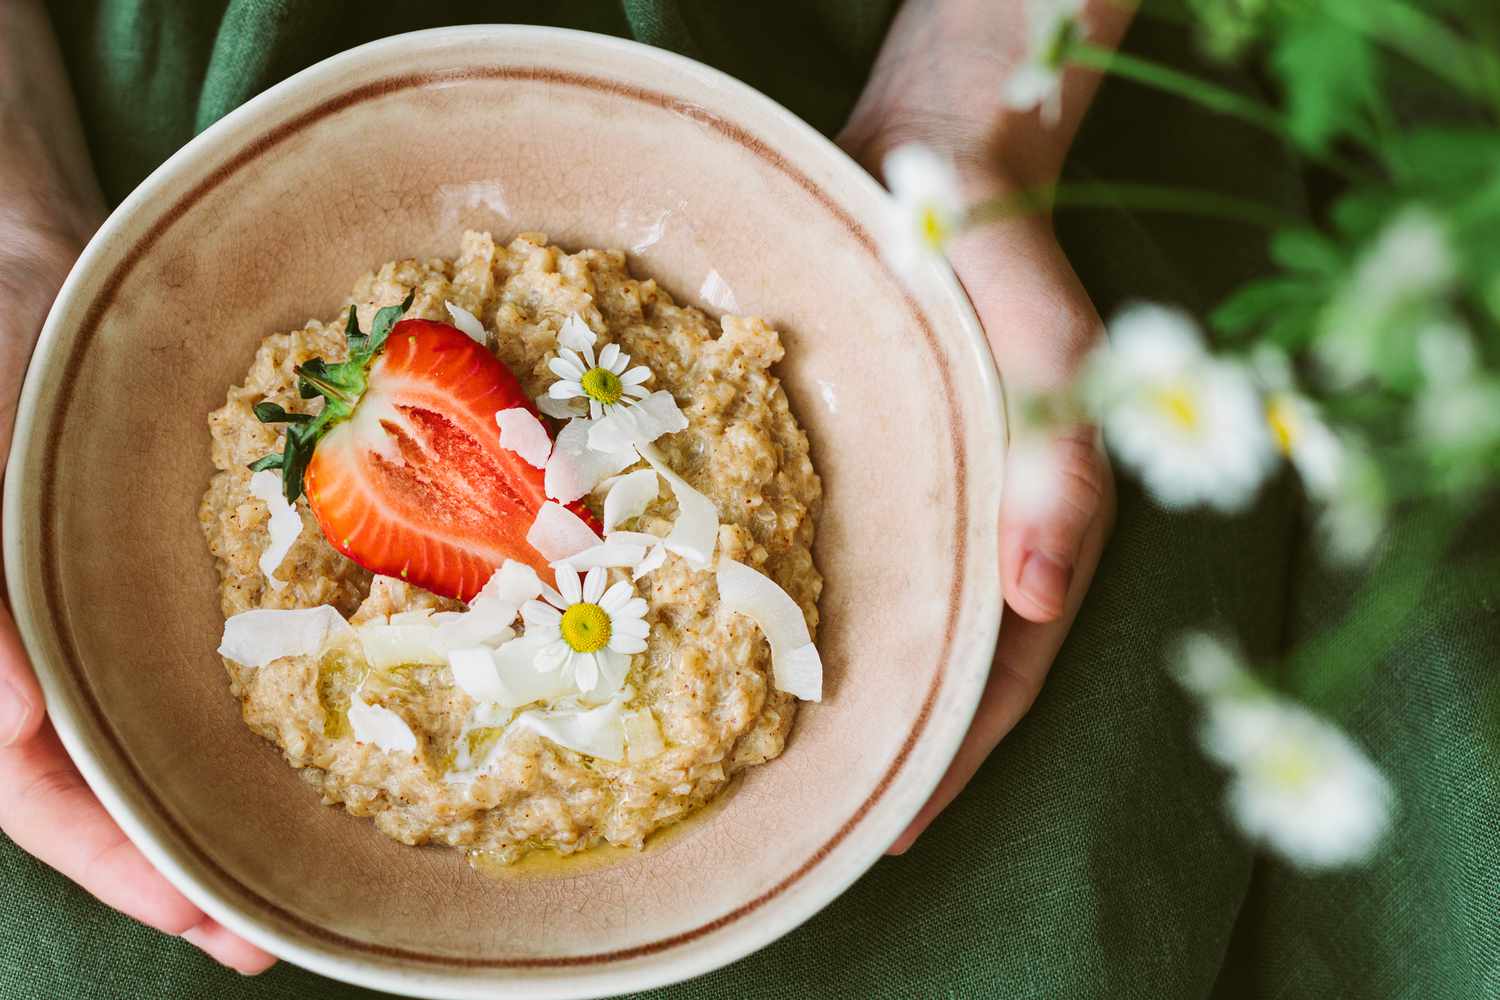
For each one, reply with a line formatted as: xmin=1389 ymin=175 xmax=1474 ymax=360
xmin=1211 ymin=275 xmax=1318 ymax=333
xmin=1270 ymin=16 xmax=1377 ymax=154
xmin=297 ymin=357 xmax=331 ymax=399
xmin=246 ymin=454 xmax=281 ymax=473
xmin=343 ymin=305 xmax=368 ymax=359
xmin=1388 ymin=128 xmax=1500 ymax=191
xmin=252 ymin=401 xmax=313 ymax=424
xmin=1269 ymin=228 xmax=1343 ymax=276
xmin=367 ymin=291 xmax=415 ymax=357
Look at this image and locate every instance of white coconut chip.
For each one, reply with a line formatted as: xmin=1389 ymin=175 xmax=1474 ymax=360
xmin=468 ymin=634 xmax=582 ymax=706
xmin=603 ymin=468 xmax=659 ymax=532
xmin=445 ymin=300 xmax=487 ymax=344
xmin=527 ymin=501 xmax=601 ymax=561
xmin=356 ymin=623 xmax=468 ymax=670
xmin=632 ymin=542 xmax=668 ymax=581
xmin=346 ymin=696 xmax=418 ymax=753
xmin=716 ymin=558 xmax=823 ymax=701
xmin=218 ymin=606 xmax=355 ymax=668
xmin=535 ymin=394 xmax=583 ymax=420
xmin=551 ymin=540 xmax=649 ymax=571
xmin=512 ymin=699 xmax=626 ymax=762
xmin=623 ymin=708 xmax=665 ymax=761
xmin=544 ymin=417 xmax=639 ymax=504
xmin=558 ymin=312 xmax=597 ymax=353
xmin=495 ymin=407 xmax=552 ymax=470
xmin=247 ymin=469 xmax=302 ymax=590
xmin=464 ymin=561 xmax=545 ymax=629
xmin=637 ymin=442 xmax=718 ymax=569
xmin=587 ymin=391 xmax=689 ymax=452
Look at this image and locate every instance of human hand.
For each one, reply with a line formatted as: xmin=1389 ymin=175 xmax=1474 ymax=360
xmin=0 ymin=0 xmax=275 ymax=974
xmin=838 ymin=0 xmax=1128 ymax=853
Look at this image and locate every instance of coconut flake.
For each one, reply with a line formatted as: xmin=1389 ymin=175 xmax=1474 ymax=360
xmin=218 ymin=606 xmax=355 ymax=668
xmin=247 ymin=470 xmax=302 ymax=589
xmin=623 ymin=708 xmax=665 ymax=761
xmin=603 ymin=468 xmax=659 ymax=531
xmin=633 ymin=542 xmax=668 ymax=581
xmin=356 ymin=623 xmax=469 ymax=670
xmin=587 ymin=391 xmax=688 ymax=452
xmin=558 ymin=312 xmax=597 ymax=354
xmin=480 ymin=634 xmax=583 ymax=706
xmin=445 ymin=300 xmax=487 ymax=344
xmin=637 ymin=442 xmax=718 ymax=569
xmin=346 ymin=696 xmax=418 ymax=753
xmin=717 ymin=558 xmax=822 ymax=701
xmin=545 ymin=418 xmax=639 ymax=504
xmin=527 ymin=502 xmax=601 ymax=561
xmin=513 ymin=699 xmax=626 ymax=762
xmin=464 ymin=561 xmax=545 ymax=629
xmin=551 ymin=540 xmax=648 ymax=571
xmin=535 ymin=394 xmax=583 ymax=420
xmin=495 ymin=407 xmax=553 ymax=469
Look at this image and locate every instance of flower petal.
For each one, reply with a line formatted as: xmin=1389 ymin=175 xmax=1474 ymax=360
xmin=556 ymin=564 xmax=582 ymax=605
xmin=598 ymin=342 xmax=622 ymax=372
xmin=620 ymin=366 xmax=651 ymax=386
xmin=598 ymin=581 xmax=634 ymax=614
xmin=549 ymin=356 xmax=585 ymax=381
xmin=608 ymin=633 xmax=647 ymax=655
xmin=582 ymin=566 xmax=606 ymax=603
xmin=587 ymin=392 xmax=688 ymax=452
xmin=521 ymin=599 xmax=562 ymax=630
xmin=558 ymin=313 xmax=597 ymax=354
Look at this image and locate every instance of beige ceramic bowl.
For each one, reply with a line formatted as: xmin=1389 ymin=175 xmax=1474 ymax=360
xmin=4 ymin=26 xmax=1003 ymax=1000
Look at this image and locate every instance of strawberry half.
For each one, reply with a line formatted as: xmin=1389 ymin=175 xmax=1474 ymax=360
xmin=249 ymin=300 xmax=594 ymax=601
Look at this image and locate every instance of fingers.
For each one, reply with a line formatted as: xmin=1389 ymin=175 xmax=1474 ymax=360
xmin=182 ymin=916 xmax=278 ymax=975
xmin=0 ymin=720 xmax=276 ymax=973
xmin=1000 ymin=426 xmax=1111 ymax=622
xmin=888 ymin=488 xmax=1111 ymax=855
xmin=0 ymin=604 xmax=45 ymax=747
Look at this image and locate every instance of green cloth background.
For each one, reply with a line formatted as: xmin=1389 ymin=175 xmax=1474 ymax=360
xmin=4 ymin=2 xmax=1494 ymax=997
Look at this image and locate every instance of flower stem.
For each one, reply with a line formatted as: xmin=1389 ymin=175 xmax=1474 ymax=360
xmin=966 ymin=182 xmax=1302 ymax=231
xmin=1066 ymin=43 xmax=1372 ymax=181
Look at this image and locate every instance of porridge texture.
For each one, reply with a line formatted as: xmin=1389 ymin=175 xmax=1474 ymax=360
xmin=199 ymin=232 xmax=822 ymax=863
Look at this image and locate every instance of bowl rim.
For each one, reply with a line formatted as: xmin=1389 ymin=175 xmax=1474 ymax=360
xmin=3 ymin=24 xmax=1004 ymax=999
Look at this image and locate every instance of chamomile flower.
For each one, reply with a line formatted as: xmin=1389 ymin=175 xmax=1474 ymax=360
xmin=1254 ymin=346 xmax=1343 ymax=498
xmin=1002 ymin=0 xmax=1085 ymax=125
xmin=882 ymin=143 xmax=964 ymax=267
xmin=520 ymin=565 xmax=648 ymax=698
xmin=1087 ymin=304 xmax=1276 ymax=512
xmin=1174 ymin=633 xmax=1394 ymax=871
xmin=546 ymin=313 xmax=652 ymax=420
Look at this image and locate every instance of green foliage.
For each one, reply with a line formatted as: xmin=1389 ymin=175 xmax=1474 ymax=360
xmin=1269 ymin=13 xmax=1378 ymax=155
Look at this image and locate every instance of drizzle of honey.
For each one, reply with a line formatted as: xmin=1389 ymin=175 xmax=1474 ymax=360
xmin=467 ymin=774 xmax=742 ymax=882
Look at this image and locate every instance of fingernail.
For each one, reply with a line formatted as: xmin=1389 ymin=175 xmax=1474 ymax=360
xmin=1018 ymin=550 xmax=1071 ymax=616
xmin=0 ymin=680 xmax=35 ymax=746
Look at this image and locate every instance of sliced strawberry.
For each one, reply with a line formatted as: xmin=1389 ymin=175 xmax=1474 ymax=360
xmin=256 ymin=316 xmax=597 ymax=602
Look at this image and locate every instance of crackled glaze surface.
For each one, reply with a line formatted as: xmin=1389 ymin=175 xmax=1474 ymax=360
xmin=4 ymin=26 xmax=1002 ymax=1000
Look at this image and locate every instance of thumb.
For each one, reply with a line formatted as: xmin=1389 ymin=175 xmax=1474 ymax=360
xmin=1000 ymin=425 xmax=1113 ymax=623
xmin=0 ymin=602 xmax=46 ymax=746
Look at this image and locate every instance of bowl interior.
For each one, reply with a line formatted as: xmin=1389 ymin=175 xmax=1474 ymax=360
xmin=7 ymin=27 xmax=1002 ymax=997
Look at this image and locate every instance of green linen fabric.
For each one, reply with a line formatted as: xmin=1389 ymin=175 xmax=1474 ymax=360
xmin=3 ymin=3 xmax=1493 ymax=998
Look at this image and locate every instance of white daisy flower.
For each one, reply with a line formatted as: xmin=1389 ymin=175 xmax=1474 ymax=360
xmin=882 ymin=143 xmax=964 ymax=266
xmin=519 ymin=565 xmax=648 ymax=698
xmin=1315 ymin=437 xmax=1387 ymax=564
xmin=1002 ymin=0 xmax=1086 ymax=125
xmin=1318 ymin=207 xmax=1457 ymax=386
xmin=1174 ymin=633 xmax=1394 ymax=871
xmin=1086 ymin=304 xmax=1276 ymax=512
xmin=546 ymin=313 xmax=652 ymax=420
xmin=1253 ymin=346 xmax=1344 ymax=499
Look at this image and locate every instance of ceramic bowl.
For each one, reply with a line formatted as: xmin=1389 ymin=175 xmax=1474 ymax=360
xmin=4 ymin=26 xmax=1003 ymax=1000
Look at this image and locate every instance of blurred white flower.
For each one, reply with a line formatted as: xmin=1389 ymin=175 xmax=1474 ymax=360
xmin=1318 ymin=208 xmax=1457 ymax=385
xmin=1087 ymin=304 xmax=1276 ymax=512
xmin=1005 ymin=431 xmax=1063 ymax=519
xmin=1002 ymin=0 xmax=1086 ymax=125
xmin=882 ymin=143 xmax=964 ymax=268
xmin=1174 ymin=633 xmax=1394 ymax=871
xmin=1315 ymin=438 xmax=1387 ymax=564
xmin=1413 ymin=376 xmax=1500 ymax=450
xmin=1253 ymin=346 xmax=1344 ymax=498
xmin=1416 ymin=319 xmax=1477 ymax=385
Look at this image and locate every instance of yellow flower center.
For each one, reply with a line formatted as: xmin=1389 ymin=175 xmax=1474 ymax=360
xmin=560 ymin=603 xmax=611 ymax=653
xmin=580 ymin=366 xmax=624 ymax=405
xmin=1266 ymin=396 xmax=1299 ymax=455
xmin=919 ymin=204 xmax=949 ymax=249
xmin=1152 ymin=383 xmax=1200 ymax=430
xmin=1260 ymin=740 xmax=1316 ymax=791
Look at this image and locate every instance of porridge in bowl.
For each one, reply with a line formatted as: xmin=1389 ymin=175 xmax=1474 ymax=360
xmin=200 ymin=232 xmax=823 ymax=867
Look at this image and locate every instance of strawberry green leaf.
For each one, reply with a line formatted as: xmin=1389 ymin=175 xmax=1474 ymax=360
xmin=246 ymin=454 xmax=281 ymax=473
xmin=253 ymin=401 xmax=313 ymax=424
